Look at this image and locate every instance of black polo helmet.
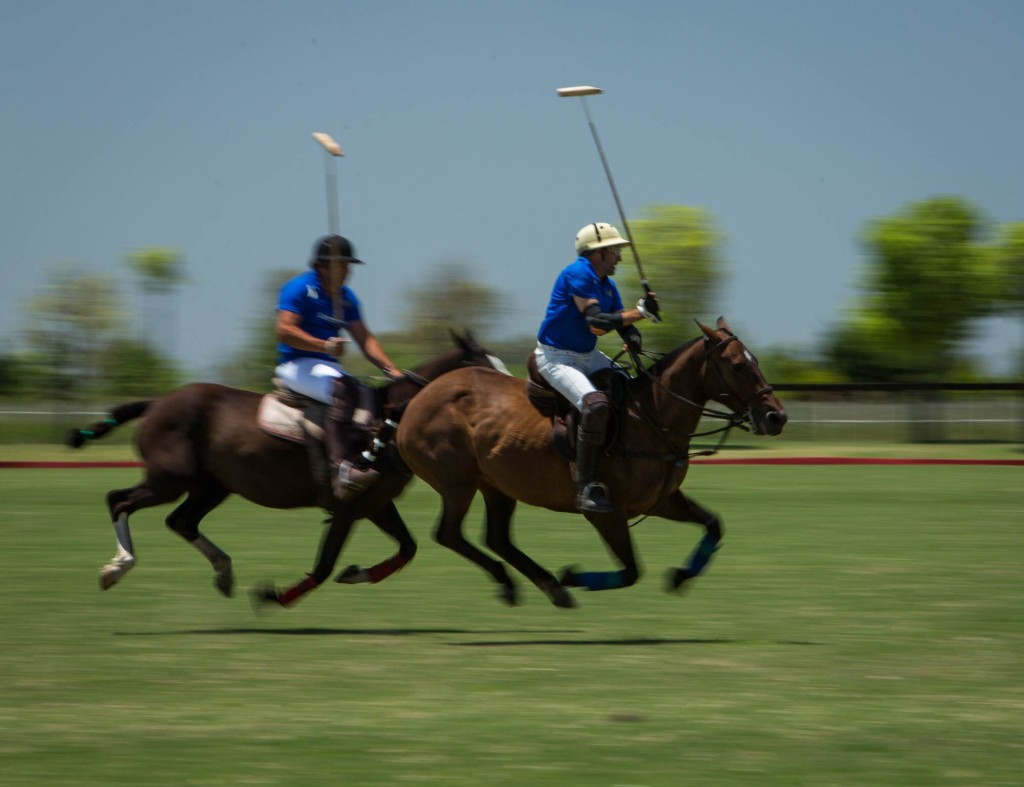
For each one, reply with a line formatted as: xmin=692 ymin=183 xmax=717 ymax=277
xmin=310 ymin=234 xmax=364 ymax=266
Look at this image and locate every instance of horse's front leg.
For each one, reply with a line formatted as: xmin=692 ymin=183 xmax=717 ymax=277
xmin=254 ymin=514 xmax=356 ymax=609
xmin=559 ymin=512 xmax=641 ymax=595
xmin=649 ymin=489 xmax=723 ymax=592
xmin=334 ymin=501 xmax=417 ymax=585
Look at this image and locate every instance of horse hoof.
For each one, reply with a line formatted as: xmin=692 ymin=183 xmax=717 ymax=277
xmin=250 ymin=582 xmax=282 ymax=611
xmin=550 ymin=586 xmax=578 ymax=609
xmin=666 ymin=567 xmax=693 ymax=594
xmin=99 ymin=566 xmax=121 ymax=591
xmin=497 ymin=583 xmax=519 ymax=606
xmin=558 ymin=565 xmax=581 ymax=588
xmin=214 ymin=572 xmax=235 ymax=598
xmin=334 ymin=565 xmax=370 ymax=584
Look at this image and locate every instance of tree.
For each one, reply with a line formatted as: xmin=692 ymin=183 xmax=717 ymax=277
xmin=826 ymin=196 xmax=1002 ymax=381
xmin=24 ymin=265 xmax=126 ymax=401
xmin=993 ymin=222 xmax=1024 ymax=374
xmin=217 ymin=267 xmax=295 ymax=390
xmin=613 ymin=204 xmax=727 ymax=352
xmin=401 ymin=260 xmax=504 ymax=354
xmin=125 ymin=247 xmax=187 ymax=359
xmin=95 ymin=339 xmax=181 ymax=397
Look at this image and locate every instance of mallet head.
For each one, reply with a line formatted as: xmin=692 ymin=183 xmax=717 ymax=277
xmin=312 ymin=132 xmax=344 ymax=157
xmin=556 ymin=85 xmax=603 ymax=97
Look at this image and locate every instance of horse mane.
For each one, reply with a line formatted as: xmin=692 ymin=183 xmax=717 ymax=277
xmin=641 ymin=335 xmax=704 ymax=377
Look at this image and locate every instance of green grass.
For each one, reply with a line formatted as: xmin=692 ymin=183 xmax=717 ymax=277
xmin=0 ymin=464 xmax=1021 ymax=785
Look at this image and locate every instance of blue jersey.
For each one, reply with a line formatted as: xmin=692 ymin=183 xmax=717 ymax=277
xmin=276 ymin=269 xmax=363 ymax=363
xmin=537 ymin=257 xmax=624 ymax=352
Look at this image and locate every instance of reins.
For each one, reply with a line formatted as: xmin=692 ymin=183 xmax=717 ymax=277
xmin=618 ymin=339 xmax=751 ymax=462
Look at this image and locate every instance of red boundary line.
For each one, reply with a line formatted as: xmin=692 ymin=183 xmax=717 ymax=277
xmin=1 ymin=458 xmax=1021 ymax=469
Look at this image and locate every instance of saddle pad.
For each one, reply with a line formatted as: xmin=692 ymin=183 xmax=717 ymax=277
xmin=257 ymin=394 xmax=307 ymax=444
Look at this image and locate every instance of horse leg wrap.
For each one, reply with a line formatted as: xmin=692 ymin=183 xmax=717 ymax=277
xmin=112 ymin=513 xmax=135 ymax=565
xmin=574 ymin=570 xmax=627 ymax=591
xmin=365 ymin=553 xmax=410 ymax=584
xmin=685 ymin=535 xmax=721 ymax=578
xmin=276 ymin=576 xmax=318 ymax=607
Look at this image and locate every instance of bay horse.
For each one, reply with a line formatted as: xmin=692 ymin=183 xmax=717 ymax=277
xmin=395 ymin=318 xmax=788 ymax=608
xmin=68 ymin=331 xmax=505 ymax=602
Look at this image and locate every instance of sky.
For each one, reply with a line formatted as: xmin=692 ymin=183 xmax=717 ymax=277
xmin=2 ymin=0 xmax=1022 ymax=377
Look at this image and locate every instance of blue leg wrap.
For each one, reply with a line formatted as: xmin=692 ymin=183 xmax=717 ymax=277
xmin=685 ymin=535 xmax=721 ymax=577
xmin=574 ymin=570 xmax=627 ymax=591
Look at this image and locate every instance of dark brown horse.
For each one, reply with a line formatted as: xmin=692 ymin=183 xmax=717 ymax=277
xmin=69 ymin=332 xmax=506 ymax=601
xmin=396 ymin=318 xmax=788 ymax=607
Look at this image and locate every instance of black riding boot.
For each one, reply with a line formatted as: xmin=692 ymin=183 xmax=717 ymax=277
xmin=326 ymin=376 xmax=380 ymax=502
xmin=575 ymin=391 xmax=612 ymax=513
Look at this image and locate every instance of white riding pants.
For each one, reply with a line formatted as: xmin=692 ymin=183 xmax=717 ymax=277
xmin=274 ymin=357 xmax=347 ymax=404
xmin=534 ymin=343 xmax=614 ymax=411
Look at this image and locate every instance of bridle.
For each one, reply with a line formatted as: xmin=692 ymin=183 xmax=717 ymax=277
xmin=621 ymin=331 xmax=774 ymax=460
xmin=698 ymin=333 xmax=775 ymax=425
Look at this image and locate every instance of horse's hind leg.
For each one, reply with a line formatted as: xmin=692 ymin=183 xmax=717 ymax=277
xmin=433 ymin=487 xmax=519 ymax=606
xmin=164 ymin=479 xmax=233 ymax=596
xmin=650 ymin=490 xmax=723 ymax=592
xmin=481 ymin=485 xmax=574 ymax=608
xmin=102 ymin=476 xmax=189 ymax=590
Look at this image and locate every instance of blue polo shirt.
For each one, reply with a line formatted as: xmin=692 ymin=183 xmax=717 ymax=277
xmin=537 ymin=257 xmax=624 ymax=352
xmin=276 ymin=269 xmax=363 ymax=363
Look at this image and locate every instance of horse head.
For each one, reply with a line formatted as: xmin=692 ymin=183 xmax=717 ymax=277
xmin=695 ymin=317 xmax=788 ymax=436
xmin=448 ymin=329 xmax=511 ymax=376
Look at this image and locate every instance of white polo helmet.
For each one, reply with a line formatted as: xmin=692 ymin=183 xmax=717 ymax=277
xmin=575 ymin=222 xmax=631 ymax=255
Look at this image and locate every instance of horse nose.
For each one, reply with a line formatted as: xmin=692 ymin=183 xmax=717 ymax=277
xmin=766 ymin=409 xmax=788 ymax=435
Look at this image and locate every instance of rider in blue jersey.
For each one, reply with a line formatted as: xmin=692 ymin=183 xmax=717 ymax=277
xmin=275 ymin=235 xmax=402 ymax=501
xmin=535 ymin=222 xmax=659 ymax=513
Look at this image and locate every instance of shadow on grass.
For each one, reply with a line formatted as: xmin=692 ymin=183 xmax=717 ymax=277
xmin=111 ymin=630 xmax=822 ymax=646
xmin=452 ymin=637 xmax=825 ymax=647
xmin=113 ymin=627 xmax=576 ymax=637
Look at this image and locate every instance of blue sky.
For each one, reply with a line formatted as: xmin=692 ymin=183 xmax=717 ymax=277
xmin=3 ymin=0 xmax=1022 ymax=376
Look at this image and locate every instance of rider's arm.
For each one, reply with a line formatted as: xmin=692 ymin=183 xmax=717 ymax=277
xmin=348 ymin=320 xmax=403 ymax=379
xmin=573 ymin=295 xmax=647 ymax=334
xmin=276 ymin=310 xmax=346 ymax=355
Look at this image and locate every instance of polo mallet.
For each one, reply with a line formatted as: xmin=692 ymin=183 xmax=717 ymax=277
xmin=556 ymin=86 xmax=660 ymax=322
xmin=312 ymin=131 xmax=345 ymax=322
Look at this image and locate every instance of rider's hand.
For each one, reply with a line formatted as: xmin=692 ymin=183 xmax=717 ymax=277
xmin=637 ymin=293 xmax=661 ymax=323
xmin=624 ymin=331 xmax=643 ymax=355
xmin=381 ymin=365 xmax=405 ymax=381
xmin=324 ymin=337 xmax=348 ymax=358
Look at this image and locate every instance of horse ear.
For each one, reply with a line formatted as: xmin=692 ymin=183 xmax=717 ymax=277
xmin=716 ymin=316 xmax=735 ymax=335
xmin=695 ymin=319 xmax=716 ymax=339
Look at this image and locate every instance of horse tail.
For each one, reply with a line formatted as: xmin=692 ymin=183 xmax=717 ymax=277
xmin=67 ymin=401 xmax=152 ymax=449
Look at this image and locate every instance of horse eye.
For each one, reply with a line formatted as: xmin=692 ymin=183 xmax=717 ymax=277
xmin=731 ymin=361 xmax=745 ymax=373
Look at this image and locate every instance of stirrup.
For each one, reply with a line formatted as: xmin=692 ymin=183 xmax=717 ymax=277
xmin=576 ymin=481 xmax=612 ymax=513
xmin=332 ymin=461 xmax=380 ymax=502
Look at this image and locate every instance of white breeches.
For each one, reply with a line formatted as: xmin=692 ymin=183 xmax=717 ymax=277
xmin=274 ymin=357 xmax=347 ymax=404
xmin=533 ymin=343 xmax=614 ymax=411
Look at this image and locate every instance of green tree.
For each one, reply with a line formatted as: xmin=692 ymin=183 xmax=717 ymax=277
xmin=217 ymin=267 xmax=295 ymax=390
xmin=95 ymin=339 xmax=181 ymax=397
xmin=827 ymin=196 xmax=1002 ymax=381
xmin=614 ymin=204 xmax=727 ymax=352
xmin=24 ymin=265 xmax=126 ymax=400
xmin=125 ymin=247 xmax=187 ymax=294
xmin=993 ymin=222 xmax=1024 ymax=374
xmin=126 ymin=247 xmax=187 ymax=359
xmin=401 ymin=260 xmax=503 ymax=355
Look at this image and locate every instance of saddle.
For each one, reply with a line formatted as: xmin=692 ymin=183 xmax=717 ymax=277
xmin=524 ymin=353 xmax=630 ymax=461
xmin=258 ymin=380 xmax=384 ymax=443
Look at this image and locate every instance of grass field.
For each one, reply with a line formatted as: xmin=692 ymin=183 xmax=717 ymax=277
xmin=1 ymin=460 xmax=1021 ymax=786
